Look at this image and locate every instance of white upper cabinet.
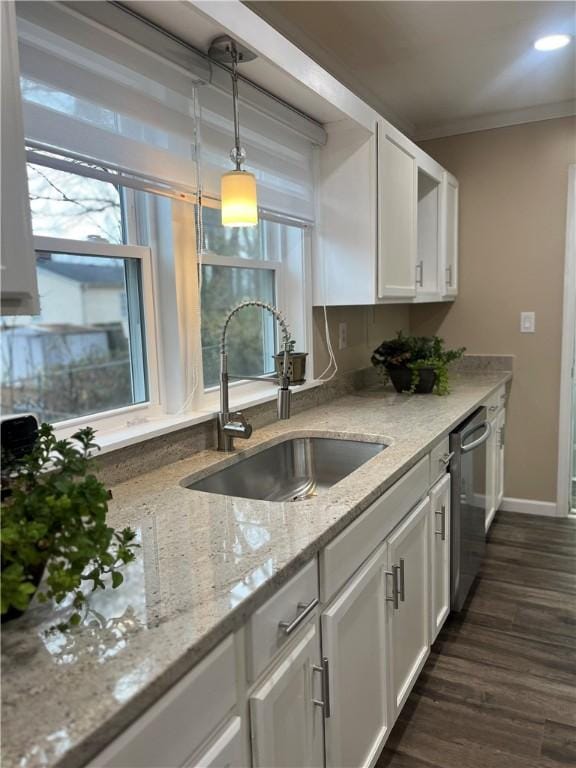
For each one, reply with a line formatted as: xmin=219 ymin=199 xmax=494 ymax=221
xmin=377 ymin=124 xmax=417 ymax=299
xmin=440 ymin=172 xmax=459 ymax=298
xmin=1 ymin=0 xmax=39 ymax=316
xmin=415 ymin=154 xmax=444 ymax=302
xmin=314 ymin=121 xmax=378 ymax=306
xmin=314 ymin=115 xmax=458 ymax=307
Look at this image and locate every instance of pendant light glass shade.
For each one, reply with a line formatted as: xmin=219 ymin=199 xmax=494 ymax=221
xmin=221 ymin=169 xmax=258 ymax=227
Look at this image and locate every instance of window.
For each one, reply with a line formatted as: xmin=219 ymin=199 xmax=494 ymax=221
xmin=0 ymin=163 xmax=155 ymax=425
xmin=27 ymin=162 xmax=124 ymax=243
xmin=199 ymin=206 xmax=307 ymax=391
xmin=7 ymin=2 xmax=317 ymax=434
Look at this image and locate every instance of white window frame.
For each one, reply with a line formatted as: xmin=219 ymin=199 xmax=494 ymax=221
xmin=29 ymin=234 xmax=162 ymax=435
xmin=197 ymin=204 xmax=314 ymax=415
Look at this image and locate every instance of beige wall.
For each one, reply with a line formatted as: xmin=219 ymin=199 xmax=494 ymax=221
xmin=313 ymin=305 xmax=410 ymax=378
xmin=413 ymin=117 xmax=576 ymax=503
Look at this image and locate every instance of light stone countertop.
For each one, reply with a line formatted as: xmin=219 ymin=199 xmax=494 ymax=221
xmin=1 ymin=370 xmax=511 ymax=768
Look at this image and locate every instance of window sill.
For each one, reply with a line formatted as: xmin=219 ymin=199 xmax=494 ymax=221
xmin=56 ymin=380 xmax=323 ymax=457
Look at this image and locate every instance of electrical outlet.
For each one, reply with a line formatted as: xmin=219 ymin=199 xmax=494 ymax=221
xmin=338 ymin=322 xmax=348 ymax=350
xmin=520 ymin=311 xmax=536 ymax=333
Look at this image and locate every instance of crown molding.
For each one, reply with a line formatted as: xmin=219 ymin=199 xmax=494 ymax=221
xmin=415 ymin=99 xmax=576 ymax=141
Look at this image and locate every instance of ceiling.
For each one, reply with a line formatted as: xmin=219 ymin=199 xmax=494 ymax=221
xmin=245 ymin=1 xmax=576 ymax=138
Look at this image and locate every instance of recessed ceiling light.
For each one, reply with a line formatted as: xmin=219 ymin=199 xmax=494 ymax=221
xmin=534 ymin=34 xmax=572 ymax=51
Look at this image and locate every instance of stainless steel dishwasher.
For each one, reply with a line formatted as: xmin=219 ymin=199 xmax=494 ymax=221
xmin=449 ymin=406 xmax=491 ymax=611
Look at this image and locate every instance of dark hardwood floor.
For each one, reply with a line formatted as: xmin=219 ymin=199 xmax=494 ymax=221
xmin=377 ymin=511 xmax=576 ymax=768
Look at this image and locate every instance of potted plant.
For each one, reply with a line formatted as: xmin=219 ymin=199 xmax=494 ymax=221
xmin=273 ymin=337 xmax=308 ymax=385
xmin=1 ymin=424 xmax=138 ymax=628
xmin=371 ymin=332 xmax=465 ymax=395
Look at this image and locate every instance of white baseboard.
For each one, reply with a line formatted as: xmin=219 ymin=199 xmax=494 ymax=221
xmin=500 ymin=496 xmax=560 ymax=517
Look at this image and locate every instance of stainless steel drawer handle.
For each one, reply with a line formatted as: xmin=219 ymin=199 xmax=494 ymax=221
xmin=398 ymin=558 xmax=406 ymax=602
xmin=488 ymin=405 xmax=498 ymax=413
xmin=446 ymin=265 xmax=453 ymax=287
xmin=435 ymin=504 xmax=446 ymax=540
xmin=312 ymin=657 xmax=331 ymax=718
xmin=278 ymin=597 xmax=318 ymax=635
xmin=385 ymin=566 xmax=400 ymax=610
xmin=439 ymin=451 xmax=454 ymax=466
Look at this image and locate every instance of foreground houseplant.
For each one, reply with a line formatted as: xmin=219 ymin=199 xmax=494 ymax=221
xmin=371 ymin=332 xmax=465 ymax=395
xmin=1 ymin=424 xmax=138 ymax=627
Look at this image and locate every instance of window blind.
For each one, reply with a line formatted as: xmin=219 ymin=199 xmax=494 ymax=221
xmin=16 ymin=1 xmax=318 ymax=221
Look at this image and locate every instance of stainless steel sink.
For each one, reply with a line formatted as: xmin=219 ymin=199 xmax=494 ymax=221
xmin=183 ymin=436 xmax=386 ymax=502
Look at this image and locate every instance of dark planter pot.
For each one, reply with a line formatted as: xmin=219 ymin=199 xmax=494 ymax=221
xmin=1 ymin=561 xmax=46 ymax=624
xmin=388 ymin=366 xmax=437 ymax=394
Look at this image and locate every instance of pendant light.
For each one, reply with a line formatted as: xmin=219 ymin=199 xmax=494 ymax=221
xmin=209 ymin=36 xmax=258 ymax=227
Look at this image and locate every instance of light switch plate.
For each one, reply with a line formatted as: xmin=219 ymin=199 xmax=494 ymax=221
xmin=520 ymin=311 xmax=536 ymax=333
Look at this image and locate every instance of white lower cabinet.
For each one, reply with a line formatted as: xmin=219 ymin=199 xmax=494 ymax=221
xmin=249 ymin=620 xmax=324 ymax=768
xmin=321 ymin=543 xmax=389 ymax=768
xmin=486 ymin=395 xmax=507 ymax=531
xmin=187 ymin=717 xmax=244 ymax=768
xmin=429 ymin=474 xmax=451 ymax=642
xmin=386 ymin=497 xmax=430 ymax=718
xmin=495 ymin=408 xmax=506 ymax=511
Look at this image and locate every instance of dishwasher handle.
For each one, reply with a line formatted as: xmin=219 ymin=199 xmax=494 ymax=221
xmin=461 ymin=421 xmax=491 ymax=453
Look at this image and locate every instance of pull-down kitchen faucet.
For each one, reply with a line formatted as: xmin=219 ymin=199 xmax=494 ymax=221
xmin=218 ymin=300 xmax=293 ymax=452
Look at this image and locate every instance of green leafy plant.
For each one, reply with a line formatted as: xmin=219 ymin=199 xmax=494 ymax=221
xmin=371 ymin=332 xmax=465 ymax=395
xmin=1 ymin=424 xmax=138 ymax=628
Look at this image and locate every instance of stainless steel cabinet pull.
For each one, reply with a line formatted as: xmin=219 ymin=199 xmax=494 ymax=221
xmin=398 ymin=558 xmax=406 ymax=602
xmin=278 ymin=598 xmax=318 ymax=635
xmin=435 ymin=504 xmax=446 ymax=540
xmin=312 ymin=658 xmax=331 ymax=717
xmin=446 ymin=265 xmax=453 ymax=287
xmin=488 ymin=405 xmax=498 ymax=413
xmin=499 ymin=426 xmax=505 ymax=449
xmin=416 ymin=261 xmax=424 ymax=287
xmin=385 ymin=566 xmax=400 ymax=610
xmin=439 ymin=451 xmax=454 ymax=466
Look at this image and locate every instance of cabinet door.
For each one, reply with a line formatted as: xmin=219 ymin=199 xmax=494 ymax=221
xmin=485 ymin=423 xmax=498 ymax=531
xmin=1 ymin=1 xmax=39 ymax=315
xmin=416 ymin=161 xmax=443 ymax=300
xmin=249 ymin=620 xmax=323 ymax=768
xmin=429 ymin=476 xmax=451 ymax=643
xmin=377 ymin=125 xmax=417 ymax=299
xmin=387 ymin=497 xmax=430 ymax=718
xmin=322 ymin=542 xmax=389 ymax=768
xmin=496 ymin=409 xmax=506 ymax=510
xmin=186 ymin=717 xmax=244 ymax=768
xmin=441 ymin=173 xmax=459 ymax=297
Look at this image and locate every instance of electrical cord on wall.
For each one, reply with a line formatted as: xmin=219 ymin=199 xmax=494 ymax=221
xmin=317 ymin=230 xmax=338 ymax=381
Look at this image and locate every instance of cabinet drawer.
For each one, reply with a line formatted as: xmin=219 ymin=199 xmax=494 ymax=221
xmin=91 ymin=636 xmax=237 ymax=768
xmin=246 ymin=558 xmax=318 ymax=682
xmin=429 ymin=436 xmax=451 ymax=486
xmin=320 ymin=455 xmax=429 ymax=603
xmin=484 ymin=385 xmax=507 ymax=420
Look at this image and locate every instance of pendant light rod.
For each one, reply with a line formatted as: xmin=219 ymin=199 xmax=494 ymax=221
xmin=209 ymin=36 xmax=257 ymax=172
xmin=230 ymin=46 xmax=242 ymax=171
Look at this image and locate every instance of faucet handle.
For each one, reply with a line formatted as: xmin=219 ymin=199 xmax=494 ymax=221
xmin=222 ymin=411 xmax=253 ymax=440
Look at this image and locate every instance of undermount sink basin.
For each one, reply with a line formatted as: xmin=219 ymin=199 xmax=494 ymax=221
xmin=183 ymin=436 xmax=386 ymax=502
